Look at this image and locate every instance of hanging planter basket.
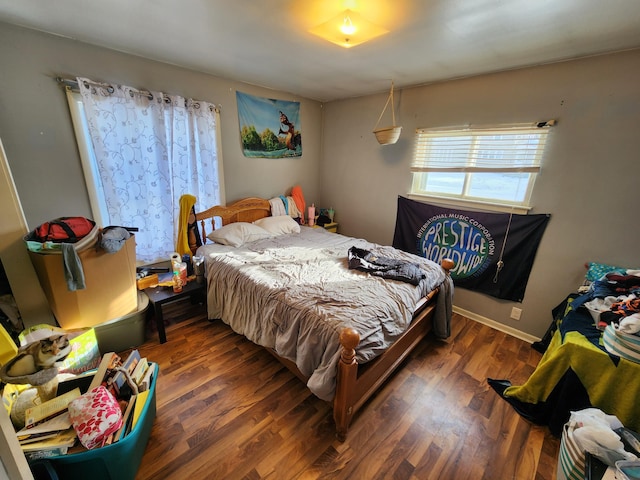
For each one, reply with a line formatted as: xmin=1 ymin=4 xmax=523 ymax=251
xmin=373 ymin=81 xmax=402 ymax=145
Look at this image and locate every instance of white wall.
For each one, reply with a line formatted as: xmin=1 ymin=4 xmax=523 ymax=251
xmin=0 ymin=22 xmax=323 ymax=230
xmin=0 ymin=22 xmax=323 ymax=331
xmin=320 ymin=49 xmax=640 ymax=338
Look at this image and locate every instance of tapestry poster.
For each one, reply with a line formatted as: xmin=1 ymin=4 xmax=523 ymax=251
xmin=236 ymin=91 xmax=302 ymax=158
xmin=392 ymin=196 xmax=550 ymax=302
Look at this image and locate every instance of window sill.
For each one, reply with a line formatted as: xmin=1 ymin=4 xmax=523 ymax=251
xmin=406 ymin=193 xmax=531 ymax=215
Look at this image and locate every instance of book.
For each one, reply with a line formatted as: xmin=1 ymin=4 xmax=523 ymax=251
xmin=56 ymin=369 xmax=96 ymax=396
xmin=109 ymin=349 xmax=140 ymax=397
xmin=139 ymin=362 xmax=156 ymax=392
xmin=88 ymin=352 xmax=121 ymax=392
xmin=23 ymin=388 xmax=80 ymax=429
xmin=20 ymin=427 xmax=77 ymax=453
xmin=131 ymin=357 xmax=149 ymax=386
xmin=131 ymin=389 xmax=150 ymax=432
xmin=18 ymin=431 xmax=59 ymax=445
xmin=23 ymin=446 xmax=69 ymax=461
xmin=17 ymin=412 xmax=72 ymax=442
xmin=114 ymin=395 xmax=137 ymax=442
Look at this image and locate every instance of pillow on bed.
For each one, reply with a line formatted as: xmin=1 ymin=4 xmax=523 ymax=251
xmin=253 ymin=215 xmax=301 ymax=236
xmin=206 ymin=222 xmax=273 ymax=247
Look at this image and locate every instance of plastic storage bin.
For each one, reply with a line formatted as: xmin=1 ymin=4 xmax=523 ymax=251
xmin=44 ymin=363 xmax=158 ymax=480
xmin=94 ymin=291 xmax=149 ymax=354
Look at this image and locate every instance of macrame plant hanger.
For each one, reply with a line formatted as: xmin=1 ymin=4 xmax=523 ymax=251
xmin=373 ymin=81 xmax=402 ymax=145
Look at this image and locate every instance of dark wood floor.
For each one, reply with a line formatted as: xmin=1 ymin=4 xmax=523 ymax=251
xmin=133 ymin=302 xmax=560 ymax=480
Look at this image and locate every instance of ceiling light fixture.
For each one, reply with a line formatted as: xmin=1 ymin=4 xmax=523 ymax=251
xmin=309 ymin=9 xmax=389 ymax=48
xmin=340 ymin=15 xmax=356 ymax=36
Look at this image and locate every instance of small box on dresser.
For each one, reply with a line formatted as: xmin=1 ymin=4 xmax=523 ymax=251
xmin=323 ymin=222 xmax=339 ymax=233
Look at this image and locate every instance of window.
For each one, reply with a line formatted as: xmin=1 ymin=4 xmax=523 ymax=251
xmin=410 ymin=122 xmax=553 ymax=212
xmin=63 ymin=78 xmax=224 ymax=263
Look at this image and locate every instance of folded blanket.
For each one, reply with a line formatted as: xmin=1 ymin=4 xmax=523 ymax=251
xmin=269 ymin=197 xmax=286 ymax=216
xmin=279 ymin=195 xmax=289 ymax=214
xmin=286 ymin=196 xmax=300 ymax=218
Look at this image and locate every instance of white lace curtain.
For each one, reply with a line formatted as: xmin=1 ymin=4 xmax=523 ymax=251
xmin=77 ymin=77 xmax=224 ymax=263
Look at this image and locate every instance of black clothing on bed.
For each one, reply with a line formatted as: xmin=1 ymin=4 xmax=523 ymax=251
xmin=347 ymin=246 xmax=426 ymax=286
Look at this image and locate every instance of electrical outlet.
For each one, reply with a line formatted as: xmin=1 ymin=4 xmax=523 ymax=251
xmin=510 ymin=307 xmax=522 ymax=320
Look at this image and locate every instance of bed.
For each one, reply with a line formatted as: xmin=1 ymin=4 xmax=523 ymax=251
xmin=191 ymin=197 xmax=454 ymax=440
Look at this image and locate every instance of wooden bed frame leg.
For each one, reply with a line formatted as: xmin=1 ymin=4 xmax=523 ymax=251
xmin=334 ymin=327 xmax=360 ymax=442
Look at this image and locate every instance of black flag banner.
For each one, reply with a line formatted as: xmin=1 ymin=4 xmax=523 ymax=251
xmin=392 ymin=196 xmax=550 ymax=302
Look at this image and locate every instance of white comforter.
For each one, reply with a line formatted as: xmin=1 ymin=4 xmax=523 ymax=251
xmin=197 ymin=226 xmax=451 ymax=401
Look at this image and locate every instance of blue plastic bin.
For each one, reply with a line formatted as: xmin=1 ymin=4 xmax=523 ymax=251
xmin=45 ymin=363 xmax=158 ymax=480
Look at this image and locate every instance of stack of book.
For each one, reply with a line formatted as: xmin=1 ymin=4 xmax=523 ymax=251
xmin=16 ymin=388 xmax=82 ymax=461
xmin=86 ymin=349 xmax=154 ymax=398
xmin=78 ymin=349 xmax=155 ymax=447
xmin=15 ymin=349 xmax=156 ymax=459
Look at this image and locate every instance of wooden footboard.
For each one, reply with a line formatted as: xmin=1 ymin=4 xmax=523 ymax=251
xmin=333 ymin=288 xmax=439 ymax=440
xmin=334 ymin=258 xmax=454 ymax=441
xmin=260 ymin=259 xmax=453 ymax=441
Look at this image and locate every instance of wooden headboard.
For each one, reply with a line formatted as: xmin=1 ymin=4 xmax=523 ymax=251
xmin=191 ymin=197 xmax=271 ymax=251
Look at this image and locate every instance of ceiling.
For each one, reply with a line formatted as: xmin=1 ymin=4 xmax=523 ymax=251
xmin=1 ymin=0 xmax=640 ymax=102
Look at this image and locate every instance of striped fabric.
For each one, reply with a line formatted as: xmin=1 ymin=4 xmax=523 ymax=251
xmin=557 ymin=422 xmax=585 ymax=480
xmin=603 ymin=325 xmax=640 ymax=364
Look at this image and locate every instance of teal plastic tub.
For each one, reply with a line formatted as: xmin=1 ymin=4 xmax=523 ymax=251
xmin=45 ymin=363 xmax=158 ymax=480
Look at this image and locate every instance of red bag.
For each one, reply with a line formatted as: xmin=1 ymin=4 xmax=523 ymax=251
xmin=34 ymin=217 xmax=96 ymax=243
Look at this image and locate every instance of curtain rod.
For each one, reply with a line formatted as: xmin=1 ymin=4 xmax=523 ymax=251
xmin=56 ymin=77 xmax=114 ymax=93
xmin=56 ymin=77 xmax=78 ymax=89
xmin=55 ymin=76 xmax=221 ymax=112
xmin=416 ymin=120 xmax=557 ymax=134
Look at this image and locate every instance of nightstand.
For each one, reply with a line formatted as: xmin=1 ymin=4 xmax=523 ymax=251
xmin=313 ymin=222 xmax=338 ymax=232
xmin=144 ymin=279 xmax=206 ymax=344
xmin=312 ymin=222 xmax=338 ymax=232
xmin=140 ymin=260 xmax=206 ymax=344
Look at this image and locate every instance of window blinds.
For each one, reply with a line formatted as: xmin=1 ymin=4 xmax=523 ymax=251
xmin=411 ymin=123 xmax=552 ymax=173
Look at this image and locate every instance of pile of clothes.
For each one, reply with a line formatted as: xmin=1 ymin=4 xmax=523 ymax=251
xmin=573 ymin=271 xmax=640 ymax=333
xmin=268 ymin=185 xmax=307 ymax=223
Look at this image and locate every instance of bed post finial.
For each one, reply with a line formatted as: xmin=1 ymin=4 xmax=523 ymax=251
xmin=339 ymin=328 xmax=359 ymax=363
xmin=441 ymin=258 xmax=455 ymax=275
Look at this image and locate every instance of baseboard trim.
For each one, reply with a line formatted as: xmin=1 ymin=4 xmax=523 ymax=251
xmin=453 ymin=306 xmax=540 ymax=344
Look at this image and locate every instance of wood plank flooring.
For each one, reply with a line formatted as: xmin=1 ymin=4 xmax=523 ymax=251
xmin=133 ymin=303 xmax=560 ymax=480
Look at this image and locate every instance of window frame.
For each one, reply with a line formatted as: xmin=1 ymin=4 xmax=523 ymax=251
xmin=409 ymin=122 xmax=553 ymax=213
xmin=66 ymin=89 xmax=110 ymax=227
